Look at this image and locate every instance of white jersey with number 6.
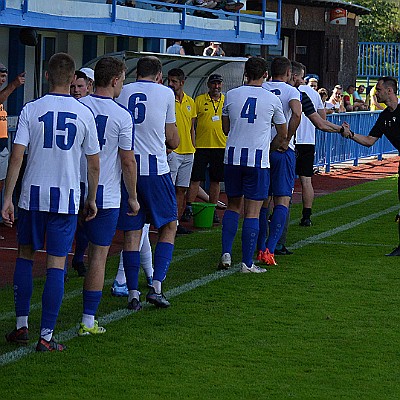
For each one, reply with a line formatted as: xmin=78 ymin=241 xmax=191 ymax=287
xmin=14 ymin=94 xmax=99 ymax=214
xmin=222 ymin=85 xmax=286 ymax=168
xmin=116 ymin=80 xmax=176 ymax=176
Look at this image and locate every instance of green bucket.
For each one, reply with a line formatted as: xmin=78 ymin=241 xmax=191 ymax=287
xmin=191 ymin=202 xmax=216 ymax=228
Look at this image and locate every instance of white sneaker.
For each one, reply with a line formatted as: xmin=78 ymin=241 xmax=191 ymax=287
xmin=240 ymin=262 xmax=267 ymax=274
xmin=218 ymin=253 xmax=231 ymax=270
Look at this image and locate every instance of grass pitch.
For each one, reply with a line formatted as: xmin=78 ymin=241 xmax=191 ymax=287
xmin=0 ymin=177 xmax=400 ymax=399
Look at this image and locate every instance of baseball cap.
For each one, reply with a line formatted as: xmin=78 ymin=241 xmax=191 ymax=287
xmin=0 ymin=63 xmax=8 ymax=73
xmin=80 ymin=67 xmax=95 ymax=81
xmin=208 ymin=74 xmax=223 ymax=83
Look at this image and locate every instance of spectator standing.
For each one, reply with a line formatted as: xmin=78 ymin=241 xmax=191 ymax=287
xmin=167 ymin=68 xmax=197 ymax=235
xmin=0 ymin=63 xmax=25 ymax=194
xmin=370 ymin=83 xmax=387 ymax=111
xmin=327 ymin=85 xmax=346 ymax=113
xmin=184 ymin=73 xmax=225 ymax=224
xmin=342 ymin=77 xmax=400 ymax=256
xmin=115 ymin=56 xmax=179 ymax=309
xmin=77 ymin=57 xmax=139 ymax=335
xmin=166 ymin=40 xmax=185 ymax=55
xmin=203 ymin=42 xmax=225 ymax=57
xmin=218 ymin=57 xmax=287 ymax=273
xmin=2 ymin=53 xmax=100 ymax=351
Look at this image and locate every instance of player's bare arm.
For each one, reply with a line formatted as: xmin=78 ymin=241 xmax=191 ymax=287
xmin=165 ymin=122 xmax=179 ymax=150
xmin=120 ymin=148 xmax=140 ymax=216
xmin=83 ymin=153 xmax=100 ymax=221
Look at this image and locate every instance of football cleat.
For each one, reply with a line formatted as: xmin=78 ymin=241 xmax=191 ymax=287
xmin=5 ymin=327 xmax=29 ymax=346
xmin=36 ymin=337 xmax=66 ymax=352
xmin=218 ymin=252 xmax=231 ymax=270
xmin=78 ymin=320 xmax=106 ymax=336
xmin=240 ymin=263 xmax=267 ymax=274
xmin=127 ymin=298 xmax=142 ymax=311
xmin=146 ymin=287 xmax=170 ymax=308
xmin=111 ymin=280 xmax=129 ymax=297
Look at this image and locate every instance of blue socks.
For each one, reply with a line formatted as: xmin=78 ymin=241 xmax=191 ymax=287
xmin=257 ymin=206 xmax=269 ymax=252
xmin=123 ymin=251 xmax=140 ymax=291
xmin=153 ymin=242 xmax=174 ymax=282
xmin=266 ymin=204 xmax=288 ymax=253
xmin=13 ymin=258 xmax=34 ymax=317
xmin=83 ymin=290 xmax=102 ymax=316
xmin=40 ymin=268 xmax=64 ymax=339
xmin=221 ymin=210 xmax=239 ymax=255
xmin=242 ymin=218 xmax=259 ymax=267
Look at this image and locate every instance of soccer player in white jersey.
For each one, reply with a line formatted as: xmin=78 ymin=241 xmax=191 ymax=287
xmin=116 ymin=56 xmax=179 ymax=309
xmin=77 ymin=57 xmax=140 ymax=335
xmin=1 ymin=53 xmax=100 ymax=352
xmin=257 ymin=56 xmax=301 ymax=265
xmin=219 ymin=57 xmax=288 ymax=273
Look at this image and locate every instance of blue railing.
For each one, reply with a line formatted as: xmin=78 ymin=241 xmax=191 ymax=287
xmin=315 ymin=111 xmax=397 ymax=173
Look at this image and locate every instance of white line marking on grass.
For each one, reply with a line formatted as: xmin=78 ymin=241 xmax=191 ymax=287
xmin=0 ymin=248 xmax=206 ymax=322
xmin=1 ymin=205 xmax=397 ymax=365
xmin=312 ymin=240 xmax=391 ymax=248
xmin=290 ymin=205 xmax=398 ymax=250
xmin=0 ymin=267 xmax=239 ymax=366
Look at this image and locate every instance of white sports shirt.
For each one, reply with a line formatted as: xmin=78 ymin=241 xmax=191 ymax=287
xmin=116 ymin=80 xmax=176 ymax=176
xmin=262 ymin=81 xmax=300 ymax=150
xmin=222 ymin=85 xmax=286 ymax=169
xmin=296 ymin=85 xmax=324 ymax=145
xmin=15 ymin=93 xmax=100 ymax=214
xmin=80 ymin=94 xmax=134 ymax=209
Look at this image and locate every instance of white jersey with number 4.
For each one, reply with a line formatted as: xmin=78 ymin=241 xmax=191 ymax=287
xmin=79 ymin=95 xmax=134 ymax=209
xmin=116 ymin=80 xmax=176 ymax=176
xmin=14 ymin=94 xmax=100 ymax=214
xmin=222 ymin=85 xmax=286 ymax=168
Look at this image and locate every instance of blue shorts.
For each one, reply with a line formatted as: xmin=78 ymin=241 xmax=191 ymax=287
xmin=117 ymin=173 xmax=177 ymax=231
xmin=84 ymin=208 xmax=119 ymax=246
xmin=269 ymin=149 xmax=296 ymax=197
xmin=17 ymin=208 xmax=78 ymax=257
xmin=224 ymin=164 xmax=270 ymax=201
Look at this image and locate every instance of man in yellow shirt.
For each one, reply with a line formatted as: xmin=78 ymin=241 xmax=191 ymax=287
xmin=0 ymin=63 xmax=25 ymax=194
xmin=184 ymin=74 xmax=225 ymax=224
xmin=167 ymin=68 xmax=197 ymax=234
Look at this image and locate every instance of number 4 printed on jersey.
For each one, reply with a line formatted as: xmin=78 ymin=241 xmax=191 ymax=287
xmin=240 ymin=97 xmax=257 ymax=123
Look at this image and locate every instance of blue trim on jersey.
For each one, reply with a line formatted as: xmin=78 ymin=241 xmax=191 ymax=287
xmin=255 ymin=149 xmax=262 ymax=168
xmin=47 ymin=93 xmax=74 ymax=98
xmin=29 ymin=186 xmax=40 ymax=211
xmin=97 ymin=185 xmax=104 ymax=209
xmin=68 ymin=189 xmax=75 ymax=214
xmin=149 ymin=155 xmax=157 ymax=175
xmin=50 ymin=187 xmax=60 ymax=213
xmin=227 ymin=147 xmax=234 ymax=164
xmin=240 ymin=148 xmax=248 ymax=166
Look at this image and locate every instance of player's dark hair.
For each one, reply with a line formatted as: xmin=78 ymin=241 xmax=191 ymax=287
xmin=74 ymin=70 xmax=87 ymax=81
xmin=95 ymin=57 xmax=126 ymax=87
xmin=137 ymin=56 xmax=162 ymax=79
xmin=291 ymin=61 xmax=305 ymax=78
xmin=48 ymin=53 xmax=75 ymax=87
xmin=244 ymin=57 xmax=267 ymax=81
xmin=270 ymin=56 xmax=291 ymax=78
xmin=379 ymin=76 xmax=398 ymax=93
xmin=167 ymin=68 xmax=185 ymax=81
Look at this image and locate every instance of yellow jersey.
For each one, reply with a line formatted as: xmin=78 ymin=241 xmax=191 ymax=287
xmin=194 ymin=93 xmax=226 ymax=148
xmin=370 ymin=85 xmax=386 ymax=111
xmin=0 ymin=104 xmax=7 ymax=139
xmin=174 ymin=93 xmax=196 ymax=154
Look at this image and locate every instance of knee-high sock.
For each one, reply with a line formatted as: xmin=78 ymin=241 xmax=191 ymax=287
xmin=242 ymin=218 xmax=259 ymax=267
xmin=73 ymin=224 xmax=88 ymax=263
xmin=153 ymin=242 xmax=174 ymax=283
xmin=14 ymin=258 xmax=33 ymax=328
xmin=221 ymin=210 xmax=239 ymax=255
xmin=82 ymin=290 xmax=102 ymax=328
xmin=116 ymin=251 xmax=126 ymax=284
xmin=123 ymin=251 xmax=140 ymax=291
xmin=140 ymin=227 xmax=153 ymax=278
xmin=277 ymin=202 xmax=291 ymax=248
xmin=40 ymin=268 xmax=64 ymax=340
xmin=266 ymin=204 xmax=288 ymax=253
xmin=257 ymin=207 xmax=269 ymax=252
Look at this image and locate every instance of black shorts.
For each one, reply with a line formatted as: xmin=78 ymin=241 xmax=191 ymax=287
xmin=191 ymin=148 xmax=225 ymax=182
xmin=295 ymin=144 xmax=315 ymax=177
